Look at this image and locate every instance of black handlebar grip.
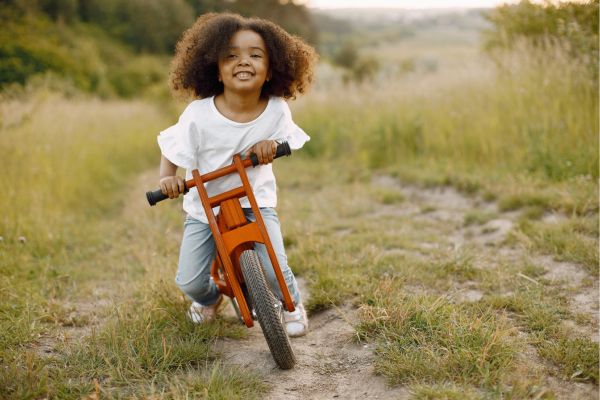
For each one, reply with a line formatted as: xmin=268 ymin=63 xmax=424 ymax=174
xmin=275 ymin=141 xmax=292 ymax=159
xmin=146 ymin=184 xmax=189 ymax=206
xmin=249 ymin=141 xmax=292 ymax=167
xmin=146 ymin=189 xmax=169 ymax=206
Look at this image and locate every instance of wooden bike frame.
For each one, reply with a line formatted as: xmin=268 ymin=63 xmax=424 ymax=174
xmin=182 ymin=155 xmax=295 ymax=327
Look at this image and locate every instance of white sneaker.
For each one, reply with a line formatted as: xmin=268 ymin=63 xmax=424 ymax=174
xmin=187 ymin=296 xmax=223 ymax=324
xmin=283 ymin=303 xmax=308 ymax=337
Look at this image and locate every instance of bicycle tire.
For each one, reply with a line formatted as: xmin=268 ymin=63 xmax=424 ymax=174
xmin=240 ymin=249 xmax=296 ymax=369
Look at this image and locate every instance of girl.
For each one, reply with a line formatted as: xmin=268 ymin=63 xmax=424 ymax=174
xmin=157 ymin=13 xmax=317 ymax=337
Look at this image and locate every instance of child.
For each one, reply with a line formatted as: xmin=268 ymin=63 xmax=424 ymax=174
xmin=157 ymin=13 xmax=317 ymax=337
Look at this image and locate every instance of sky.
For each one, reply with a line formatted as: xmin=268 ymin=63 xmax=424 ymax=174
xmin=307 ymin=0 xmax=523 ymax=9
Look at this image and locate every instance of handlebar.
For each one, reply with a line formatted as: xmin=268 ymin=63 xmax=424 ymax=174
xmin=146 ymin=141 xmax=291 ymax=206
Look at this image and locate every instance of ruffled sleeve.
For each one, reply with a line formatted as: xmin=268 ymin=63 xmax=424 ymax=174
xmin=274 ymin=99 xmax=310 ymax=150
xmin=157 ymin=103 xmax=201 ymax=169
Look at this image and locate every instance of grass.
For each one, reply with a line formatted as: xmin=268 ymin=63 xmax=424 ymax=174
xmin=49 ymin=283 xmax=250 ymax=397
xmin=278 ymin=155 xmax=598 ymax=396
xmin=0 ymin=88 xmax=169 ymax=352
xmin=512 ymin=218 xmax=599 ymax=276
xmin=387 ymin=162 xmax=598 ymax=217
xmin=464 ymin=210 xmax=498 ymax=226
xmin=292 ymin=42 xmax=598 ymax=303
xmin=356 ymin=281 xmax=517 ymax=388
xmin=0 ymin=90 xmax=168 ymax=242
xmin=1 ymin=236 xmax=258 ymax=399
xmin=538 ymin=338 xmax=599 ymax=384
xmin=374 ymin=188 xmax=405 ymax=205
xmin=485 ymin=286 xmax=570 ymax=338
xmin=484 ymin=283 xmax=599 ymax=385
xmin=2 ymin=22 xmax=597 ymax=398
xmin=148 ymin=363 xmax=268 ymax=399
xmin=409 ymin=384 xmax=481 ymax=400
xmin=295 ymin=42 xmax=598 ymax=215
xmin=0 ymin=89 xmax=265 ymax=398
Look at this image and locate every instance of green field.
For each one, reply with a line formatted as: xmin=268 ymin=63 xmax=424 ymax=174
xmin=1 ymin=6 xmax=598 ymax=399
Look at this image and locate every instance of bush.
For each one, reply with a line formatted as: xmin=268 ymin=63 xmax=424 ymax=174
xmin=108 ymin=55 xmax=167 ymax=98
xmin=332 ymin=41 xmax=380 ymax=83
xmin=483 ymin=0 xmax=599 ymax=78
xmin=0 ymin=12 xmax=168 ymax=96
xmin=0 ymin=14 xmax=97 ymax=90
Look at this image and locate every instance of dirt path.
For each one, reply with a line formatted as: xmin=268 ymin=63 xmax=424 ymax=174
xmin=216 ymin=279 xmax=409 ymax=400
xmin=32 ymin=169 xmax=596 ymax=398
xmin=214 ymin=172 xmax=598 ymax=399
xmin=373 ymin=175 xmax=598 ymax=334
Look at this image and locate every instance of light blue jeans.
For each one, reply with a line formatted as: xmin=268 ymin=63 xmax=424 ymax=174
xmin=175 ymin=208 xmax=301 ymax=307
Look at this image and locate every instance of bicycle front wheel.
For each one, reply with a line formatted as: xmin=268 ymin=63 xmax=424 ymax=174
xmin=240 ymin=249 xmax=296 ymax=369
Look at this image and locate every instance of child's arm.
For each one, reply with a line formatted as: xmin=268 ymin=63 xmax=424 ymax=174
xmin=159 ymin=155 xmax=185 ymax=199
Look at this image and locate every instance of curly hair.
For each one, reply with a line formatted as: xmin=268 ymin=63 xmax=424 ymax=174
xmin=169 ymin=13 xmax=318 ymax=100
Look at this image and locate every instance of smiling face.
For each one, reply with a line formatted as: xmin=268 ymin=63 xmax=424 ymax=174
xmin=218 ymin=29 xmax=270 ymax=97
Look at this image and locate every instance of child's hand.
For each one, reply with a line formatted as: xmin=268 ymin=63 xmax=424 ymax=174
xmin=160 ymin=176 xmax=185 ymax=199
xmin=246 ymin=140 xmax=278 ymax=165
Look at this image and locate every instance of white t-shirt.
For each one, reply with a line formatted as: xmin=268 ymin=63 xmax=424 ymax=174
xmin=157 ymin=96 xmax=310 ymax=223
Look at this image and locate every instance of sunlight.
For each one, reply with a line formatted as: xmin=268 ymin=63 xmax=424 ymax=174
xmin=308 ymin=0 xmax=554 ymax=9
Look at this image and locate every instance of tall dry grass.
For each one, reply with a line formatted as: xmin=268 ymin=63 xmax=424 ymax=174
xmin=0 ymin=89 xmax=174 ymax=245
xmin=0 ymin=89 xmax=265 ymax=398
xmin=1 ymin=34 xmax=597 ymax=397
xmin=0 ymin=88 xmax=176 ymax=389
xmin=295 ymin=42 xmax=598 ymax=185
